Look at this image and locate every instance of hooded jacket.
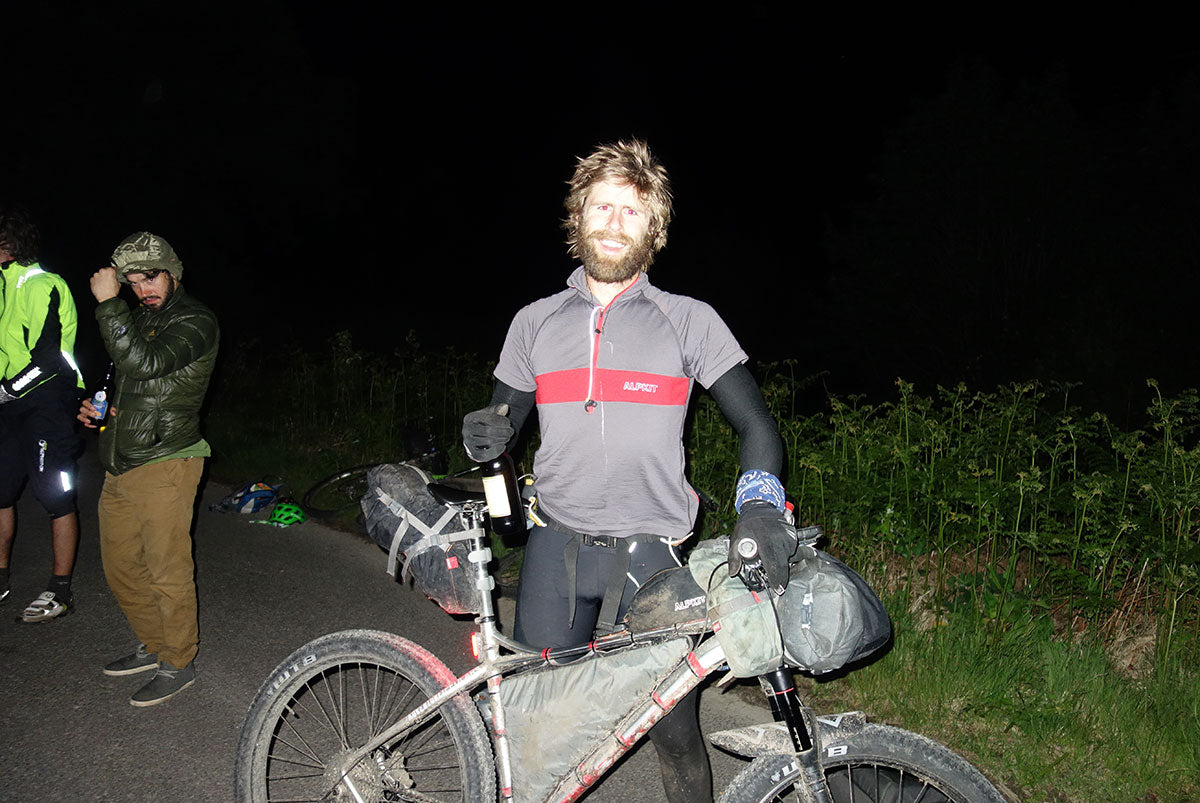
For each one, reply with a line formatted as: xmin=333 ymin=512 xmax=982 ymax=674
xmin=95 ymin=285 xmax=219 ymax=475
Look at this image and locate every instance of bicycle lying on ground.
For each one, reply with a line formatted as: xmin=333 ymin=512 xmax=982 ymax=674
xmin=235 ymin=468 xmax=1007 ymax=802
xmin=302 ymin=434 xmax=446 ymax=519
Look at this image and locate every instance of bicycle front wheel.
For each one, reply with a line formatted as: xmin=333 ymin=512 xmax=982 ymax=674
xmin=302 ymin=464 xmax=376 ymax=517
xmin=235 ymin=629 xmax=496 ymax=802
xmin=718 ymin=723 xmax=1005 ymax=803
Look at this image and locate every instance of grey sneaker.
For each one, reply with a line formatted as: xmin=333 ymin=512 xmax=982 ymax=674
xmin=130 ymin=660 xmax=196 ymax=707
xmin=103 ymin=644 xmax=159 ymax=677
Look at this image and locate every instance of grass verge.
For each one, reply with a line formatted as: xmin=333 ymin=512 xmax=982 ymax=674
xmin=794 ymin=596 xmax=1200 ymax=802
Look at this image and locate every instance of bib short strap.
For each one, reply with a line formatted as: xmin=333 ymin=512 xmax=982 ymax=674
xmin=560 ymin=527 xmax=651 ymax=633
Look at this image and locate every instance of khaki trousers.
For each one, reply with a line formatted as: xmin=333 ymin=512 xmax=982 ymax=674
xmin=98 ymin=457 xmax=204 ymax=668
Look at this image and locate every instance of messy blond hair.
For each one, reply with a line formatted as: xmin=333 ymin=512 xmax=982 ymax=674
xmin=563 ymin=139 xmax=673 ymax=260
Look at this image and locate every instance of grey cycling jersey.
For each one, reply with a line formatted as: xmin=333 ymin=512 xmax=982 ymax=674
xmin=494 ymin=267 xmax=747 ymax=539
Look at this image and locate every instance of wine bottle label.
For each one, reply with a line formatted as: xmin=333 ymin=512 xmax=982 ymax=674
xmin=482 ymin=474 xmax=513 ymax=517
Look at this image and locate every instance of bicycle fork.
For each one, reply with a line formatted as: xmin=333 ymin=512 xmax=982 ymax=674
xmin=761 ymin=668 xmax=833 ymax=803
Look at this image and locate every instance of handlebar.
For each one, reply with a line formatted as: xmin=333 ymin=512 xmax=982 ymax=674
xmin=735 ymin=537 xmax=770 ymax=592
xmin=735 ymin=524 xmax=824 ymax=593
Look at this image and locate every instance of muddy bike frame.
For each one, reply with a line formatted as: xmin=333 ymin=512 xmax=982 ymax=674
xmin=329 ymin=482 xmax=834 ymax=803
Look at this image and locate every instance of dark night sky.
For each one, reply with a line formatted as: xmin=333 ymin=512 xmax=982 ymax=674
xmin=5 ymin=5 xmax=1198 ymax=420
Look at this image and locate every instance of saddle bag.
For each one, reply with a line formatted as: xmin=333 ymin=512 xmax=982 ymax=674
xmin=360 ymin=463 xmax=481 ymax=615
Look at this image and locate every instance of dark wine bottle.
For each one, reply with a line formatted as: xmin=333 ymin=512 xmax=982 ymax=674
xmin=90 ymin=362 xmax=115 ymax=432
xmin=480 ymin=451 xmax=526 ymax=537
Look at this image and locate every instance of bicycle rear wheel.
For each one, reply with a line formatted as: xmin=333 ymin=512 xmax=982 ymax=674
xmin=302 ymin=464 xmax=376 ymax=517
xmin=718 ymin=723 xmax=1005 ymax=803
xmin=235 ymin=629 xmax=495 ymax=802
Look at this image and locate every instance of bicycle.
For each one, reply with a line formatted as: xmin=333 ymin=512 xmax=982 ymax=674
xmin=302 ymin=433 xmax=447 ymax=519
xmin=235 ymin=474 xmax=1007 ymax=803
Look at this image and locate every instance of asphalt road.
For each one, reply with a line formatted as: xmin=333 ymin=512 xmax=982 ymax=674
xmin=0 ymin=442 xmax=772 ymax=802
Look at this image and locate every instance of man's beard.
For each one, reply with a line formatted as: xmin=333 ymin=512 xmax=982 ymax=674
xmin=579 ymin=230 xmax=653 ymax=284
xmin=141 ymin=275 xmax=178 ymax=308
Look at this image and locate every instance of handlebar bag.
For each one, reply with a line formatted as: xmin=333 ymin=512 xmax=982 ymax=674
xmin=361 ymin=462 xmax=481 ymax=615
xmin=773 ymin=550 xmax=891 ymax=674
xmin=687 ymin=539 xmax=783 ymax=678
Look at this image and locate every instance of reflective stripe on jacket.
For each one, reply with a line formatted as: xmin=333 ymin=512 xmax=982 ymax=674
xmin=0 ymin=261 xmax=84 ymax=396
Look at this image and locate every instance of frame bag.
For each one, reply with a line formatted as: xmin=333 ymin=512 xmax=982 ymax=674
xmin=360 ymin=463 xmax=481 ymax=615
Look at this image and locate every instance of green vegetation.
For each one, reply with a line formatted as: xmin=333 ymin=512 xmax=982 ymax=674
xmin=206 ymin=330 xmax=496 ymax=498
xmin=207 ymin=333 xmax=1199 ymax=801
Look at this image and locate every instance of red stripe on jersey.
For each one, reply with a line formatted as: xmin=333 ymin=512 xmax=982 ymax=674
xmin=535 ymin=367 xmax=590 ymax=404
xmin=536 ymin=368 xmax=690 ymax=406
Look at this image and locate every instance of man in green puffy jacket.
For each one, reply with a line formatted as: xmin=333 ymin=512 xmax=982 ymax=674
xmin=78 ymin=231 xmax=219 ymax=707
xmin=0 ymin=205 xmax=86 ymax=621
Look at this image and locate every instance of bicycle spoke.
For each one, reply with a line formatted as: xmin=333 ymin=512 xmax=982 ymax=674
xmin=313 ymin=665 xmax=349 ymax=749
xmin=275 ymin=699 xmax=328 ymax=767
xmin=392 ymin=789 xmax=459 ymax=803
xmin=265 ymin=738 xmax=324 ymax=771
xmin=264 ymin=766 xmax=326 ymax=781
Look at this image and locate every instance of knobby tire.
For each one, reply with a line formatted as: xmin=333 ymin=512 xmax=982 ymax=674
xmin=234 ymin=629 xmax=496 ymax=802
xmin=717 ymin=722 xmax=1005 ymax=803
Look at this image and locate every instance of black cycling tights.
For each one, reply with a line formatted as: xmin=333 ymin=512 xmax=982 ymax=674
xmin=513 ymin=526 xmax=713 ymax=803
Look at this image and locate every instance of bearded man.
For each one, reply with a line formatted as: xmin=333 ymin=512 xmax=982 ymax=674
xmin=462 ymin=140 xmax=794 ymax=803
xmin=79 ymin=232 xmax=219 ymax=707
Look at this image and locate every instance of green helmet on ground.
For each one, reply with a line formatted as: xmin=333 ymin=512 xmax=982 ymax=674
xmin=267 ymin=501 xmax=306 ymax=527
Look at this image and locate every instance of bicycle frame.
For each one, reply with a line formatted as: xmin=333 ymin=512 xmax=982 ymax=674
xmin=337 ymin=494 xmax=833 ymax=803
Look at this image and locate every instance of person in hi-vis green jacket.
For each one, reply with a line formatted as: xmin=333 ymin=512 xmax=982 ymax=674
xmin=0 ymin=205 xmax=85 ymax=622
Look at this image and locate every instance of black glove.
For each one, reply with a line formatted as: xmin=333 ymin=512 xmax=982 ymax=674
xmin=462 ymin=403 xmax=513 ymax=462
xmin=729 ymin=500 xmax=797 ymax=593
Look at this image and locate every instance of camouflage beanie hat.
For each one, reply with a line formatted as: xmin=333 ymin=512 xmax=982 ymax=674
xmin=111 ymin=232 xmax=183 ymax=282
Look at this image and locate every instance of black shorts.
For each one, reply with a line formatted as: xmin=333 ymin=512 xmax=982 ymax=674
xmin=0 ymin=379 xmax=82 ymax=517
xmin=512 ymin=525 xmax=683 ymax=649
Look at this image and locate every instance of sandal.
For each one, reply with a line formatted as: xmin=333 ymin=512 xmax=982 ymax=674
xmin=19 ymin=591 xmax=71 ymax=623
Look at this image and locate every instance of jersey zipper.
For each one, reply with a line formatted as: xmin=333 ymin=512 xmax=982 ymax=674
xmin=582 ymin=277 xmax=640 ymax=413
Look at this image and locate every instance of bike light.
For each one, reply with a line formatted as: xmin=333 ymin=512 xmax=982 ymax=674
xmin=470 ymin=632 xmax=481 ymax=660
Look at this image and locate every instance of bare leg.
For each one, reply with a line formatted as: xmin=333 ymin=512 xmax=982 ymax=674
xmin=0 ymin=506 xmax=14 ymax=569
xmin=50 ymin=511 xmax=79 ymax=576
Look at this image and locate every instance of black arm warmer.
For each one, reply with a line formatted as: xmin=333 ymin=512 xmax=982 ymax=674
xmin=708 ymin=363 xmax=784 ymax=477
xmin=489 ymin=379 xmax=536 ymax=453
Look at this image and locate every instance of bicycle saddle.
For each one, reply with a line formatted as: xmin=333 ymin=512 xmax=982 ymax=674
xmin=426 ymin=477 xmax=486 ymax=507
